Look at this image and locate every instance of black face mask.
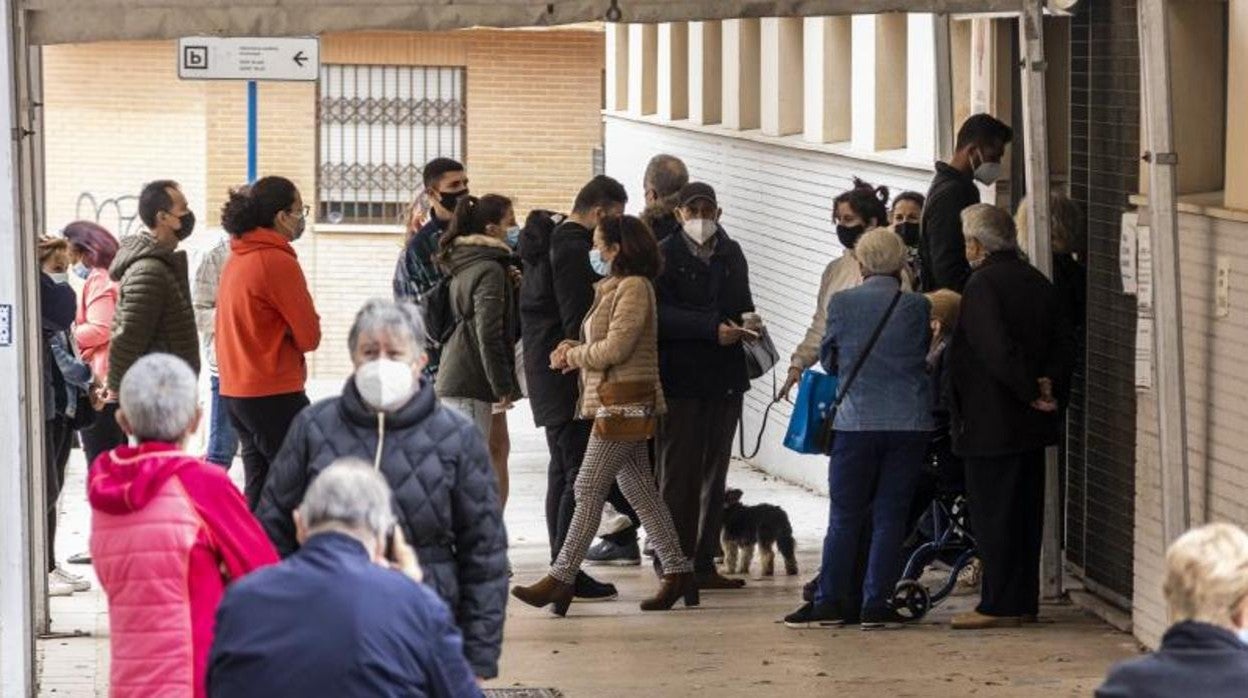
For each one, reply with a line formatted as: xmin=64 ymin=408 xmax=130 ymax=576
xmin=895 ymin=221 xmax=921 ymax=247
xmin=439 ymin=189 xmax=468 ymax=213
xmin=175 ymin=211 xmax=196 ymax=241
xmin=836 ymin=224 xmax=864 ymax=249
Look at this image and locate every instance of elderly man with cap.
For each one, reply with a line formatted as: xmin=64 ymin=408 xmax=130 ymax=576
xmin=654 ymin=181 xmax=758 ymax=590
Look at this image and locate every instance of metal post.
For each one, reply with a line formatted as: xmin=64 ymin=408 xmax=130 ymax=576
xmin=0 ymin=0 xmax=37 ymax=690
xmin=1138 ymin=0 xmax=1190 ymax=542
xmin=933 ymin=14 xmax=955 ymax=162
xmin=247 ymin=79 xmax=257 ymax=182
xmin=1018 ymin=0 xmax=1061 ymax=599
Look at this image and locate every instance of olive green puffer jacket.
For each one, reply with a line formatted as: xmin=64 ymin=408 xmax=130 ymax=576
xmin=106 ymin=233 xmax=200 ymax=393
xmin=434 ymin=235 xmax=521 ymax=404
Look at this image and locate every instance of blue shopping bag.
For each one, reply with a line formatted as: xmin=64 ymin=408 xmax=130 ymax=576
xmin=783 ymin=369 xmax=838 ymax=455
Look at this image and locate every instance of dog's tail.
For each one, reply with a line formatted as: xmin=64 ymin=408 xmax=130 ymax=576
xmin=777 ymin=518 xmax=798 ymax=575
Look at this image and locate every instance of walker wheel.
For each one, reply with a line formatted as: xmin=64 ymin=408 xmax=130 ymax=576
xmin=891 ymin=580 xmax=931 ymax=621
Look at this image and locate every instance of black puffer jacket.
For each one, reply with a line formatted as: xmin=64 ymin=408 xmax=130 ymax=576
xmin=434 ymin=234 xmax=520 ymax=403
xmin=256 ymin=379 xmax=508 ymax=679
xmin=519 ymin=213 xmax=601 ymax=426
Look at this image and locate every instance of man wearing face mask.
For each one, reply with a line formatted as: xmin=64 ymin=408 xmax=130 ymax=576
xmin=918 ymin=113 xmax=1013 ymax=293
xmin=107 ymin=179 xmax=201 ymax=396
xmin=655 ymin=182 xmax=757 ymax=590
xmin=394 ymin=158 xmax=469 ymax=379
xmin=216 ymin=176 xmax=322 ymax=511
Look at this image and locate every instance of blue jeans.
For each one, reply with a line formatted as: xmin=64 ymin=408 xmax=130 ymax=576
xmin=207 ymin=374 xmax=239 ymax=468
xmin=815 ymin=430 xmax=928 ymax=613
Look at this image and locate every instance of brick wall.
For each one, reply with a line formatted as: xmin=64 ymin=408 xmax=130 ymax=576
xmin=41 ymin=28 xmax=605 ymax=380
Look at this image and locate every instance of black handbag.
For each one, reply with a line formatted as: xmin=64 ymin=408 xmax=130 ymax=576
xmin=818 ymin=290 xmax=903 ymax=454
xmin=742 ymin=327 xmax=780 ymax=380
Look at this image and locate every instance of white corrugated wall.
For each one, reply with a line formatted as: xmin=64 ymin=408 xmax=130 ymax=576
xmin=604 ymin=114 xmax=933 ymax=492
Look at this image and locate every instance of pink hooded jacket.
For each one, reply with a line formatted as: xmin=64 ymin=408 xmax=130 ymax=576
xmin=89 ymin=443 xmax=278 ymax=697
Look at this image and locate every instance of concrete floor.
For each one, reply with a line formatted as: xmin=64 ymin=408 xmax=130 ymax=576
xmin=38 ymin=393 xmax=1142 ymax=697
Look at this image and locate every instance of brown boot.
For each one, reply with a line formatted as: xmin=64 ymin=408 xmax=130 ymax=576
xmin=696 ymin=570 xmax=746 ymax=590
xmin=641 ymin=572 xmax=699 ymax=611
xmin=511 ymin=575 xmax=575 ymax=617
xmin=950 ymin=610 xmax=1022 ymax=630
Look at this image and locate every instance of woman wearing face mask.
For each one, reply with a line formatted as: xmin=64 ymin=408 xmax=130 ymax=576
xmin=1097 ymin=523 xmax=1248 ymax=697
xmin=435 ymin=194 xmax=522 ymax=509
xmin=63 ymin=221 xmax=123 ymax=466
xmin=513 ymin=214 xmax=697 ymax=616
xmin=257 ymin=299 xmax=508 ymax=681
xmin=216 ymin=176 xmax=322 ymax=511
xmin=891 ymin=191 xmax=925 ymax=281
xmin=780 ymin=178 xmax=911 ymax=400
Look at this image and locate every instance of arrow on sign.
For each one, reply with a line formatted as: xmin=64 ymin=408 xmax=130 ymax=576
xmin=293 ymin=51 xmax=308 ymax=67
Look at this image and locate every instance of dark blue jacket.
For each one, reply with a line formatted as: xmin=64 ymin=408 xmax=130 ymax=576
xmin=654 ymin=228 xmax=755 ymax=400
xmin=208 ymin=532 xmax=483 ymax=698
xmin=1096 ymin=621 xmax=1248 ymax=698
xmin=257 ymin=380 xmax=508 ymax=679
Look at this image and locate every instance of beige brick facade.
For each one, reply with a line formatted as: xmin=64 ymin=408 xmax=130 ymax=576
xmin=42 ymin=28 xmax=605 ymax=379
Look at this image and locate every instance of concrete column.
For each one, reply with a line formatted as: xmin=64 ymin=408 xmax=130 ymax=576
xmin=803 ymin=17 xmax=851 ymax=144
xmin=605 ymin=23 xmax=629 ymax=112
xmin=658 ymin=22 xmax=689 ymax=121
xmin=1229 ymin=0 xmax=1248 ymax=208
xmin=759 ymin=17 xmax=803 ymax=138
xmin=907 ymin=13 xmax=936 ymax=161
xmin=628 ymin=24 xmax=657 ymax=117
xmin=852 ymin=13 xmax=908 ymax=152
xmin=722 ymin=18 xmax=760 ymax=130
xmin=689 ymin=21 xmax=722 ymax=125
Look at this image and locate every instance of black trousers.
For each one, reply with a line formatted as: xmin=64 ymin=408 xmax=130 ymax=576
xmin=45 ymin=417 xmax=74 ymax=572
xmin=225 ymin=392 xmax=309 ymax=511
xmin=656 ymin=395 xmax=743 ymax=574
xmin=544 ymin=419 xmax=638 ymax=562
xmin=78 ymin=402 xmax=126 ymax=468
xmin=964 ymin=449 xmax=1045 ymax=617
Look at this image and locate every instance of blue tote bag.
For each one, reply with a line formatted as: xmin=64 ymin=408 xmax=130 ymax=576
xmin=783 ymin=369 xmax=838 ymax=455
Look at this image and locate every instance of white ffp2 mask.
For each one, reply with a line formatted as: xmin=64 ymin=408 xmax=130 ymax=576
xmin=354 ymin=358 xmax=417 ymax=412
xmin=683 ymin=219 xmax=717 ymax=245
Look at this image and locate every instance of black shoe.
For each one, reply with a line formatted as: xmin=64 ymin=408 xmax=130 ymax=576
xmin=573 ymin=571 xmax=618 ymax=602
xmin=67 ymin=552 xmax=92 ymax=566
xmin=585 ymin=538 xmax=641 ymax=567
xmin=784 ymin=602 xmax=850 ymax=629
xmin=860 ymin=607 xmax=909 ymax=630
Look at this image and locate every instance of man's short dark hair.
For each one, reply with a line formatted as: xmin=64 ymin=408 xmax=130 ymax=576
xmin=139 ymin=180 xmax=180 ymax=228
xmin=643 ymin=154 xmax=689 ymax=200
xmin=955 ymin=114 xmax=1014 ymax=152
xmin=422 ymin=158 xmax=465 ymax=189
xmin=572 ymin=175 xmax=628 ymax=215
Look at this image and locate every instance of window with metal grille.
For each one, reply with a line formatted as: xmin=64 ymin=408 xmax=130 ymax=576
xmin=317 ymin=64 xmax=466 ymax=225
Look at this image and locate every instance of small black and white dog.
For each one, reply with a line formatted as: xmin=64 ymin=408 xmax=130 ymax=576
xmin=721 ymin=488 xmax=798 ymax=576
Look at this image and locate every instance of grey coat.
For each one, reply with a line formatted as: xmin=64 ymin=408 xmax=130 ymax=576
xmin=256 ymin=379 xmax=509 ymax=679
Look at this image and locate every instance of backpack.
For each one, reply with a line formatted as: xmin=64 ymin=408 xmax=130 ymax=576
xmin=420 ymin=277 xmax=457 ymax=346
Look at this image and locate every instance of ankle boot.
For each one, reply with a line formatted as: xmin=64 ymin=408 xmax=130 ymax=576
xmin=511 ymin=575 xmax=575 ymax=616
xmin=640 ymin=572 xmax=699 ymax=611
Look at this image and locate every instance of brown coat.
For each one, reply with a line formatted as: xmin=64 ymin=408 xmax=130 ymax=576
xmin=566 ymin=275 xmax=666 ymax=420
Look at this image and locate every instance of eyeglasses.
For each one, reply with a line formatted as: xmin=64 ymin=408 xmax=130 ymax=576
xmin=294 ymin=205 xmax=310 ymax=218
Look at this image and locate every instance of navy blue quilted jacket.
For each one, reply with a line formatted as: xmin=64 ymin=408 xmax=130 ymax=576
xmin=256 ymin=378 xmax=508 ymax=679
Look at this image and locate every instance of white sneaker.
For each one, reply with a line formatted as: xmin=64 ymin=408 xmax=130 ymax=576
xmin=52 ymin=566 xmax=91 ymax=592
xmin=596 ymin=503 xmax=633 ymax=537
xmin=47 ymin=574 xmax=75 ymax=597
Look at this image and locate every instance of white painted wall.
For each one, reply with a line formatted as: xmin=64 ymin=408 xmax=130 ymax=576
xmin=604 ymin=115 xmax=933 ymax=492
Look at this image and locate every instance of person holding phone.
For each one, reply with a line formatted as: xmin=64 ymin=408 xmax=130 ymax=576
xmin=211 ymin=460 xmax=481 ymax=698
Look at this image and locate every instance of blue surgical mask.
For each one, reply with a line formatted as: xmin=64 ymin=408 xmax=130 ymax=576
xmin=73 ymin=262 xmax=90 ymax=280
xmin=588 ymin=249 xmax=612 ymax=277
xmin=48 ymin=272 xmax=69 ymax=285
xmin=505 ymin=225 xmax=521 ymax=250
xmin=1239 ymin=628 xmax=1248 ymax=646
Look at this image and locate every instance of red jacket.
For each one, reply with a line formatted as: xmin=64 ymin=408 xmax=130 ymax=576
xmin=89 ymin=443 xmax=278 ymax=698
xmin=215 ymin=229 xmax=321 ymax=397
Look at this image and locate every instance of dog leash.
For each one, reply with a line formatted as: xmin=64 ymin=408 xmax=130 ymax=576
xmin=737 ymin=369 xmax=784 ymax=460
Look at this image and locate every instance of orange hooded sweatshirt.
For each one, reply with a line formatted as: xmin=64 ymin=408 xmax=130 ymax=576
xmin=216 ymin=229 xmax=321 ymax=398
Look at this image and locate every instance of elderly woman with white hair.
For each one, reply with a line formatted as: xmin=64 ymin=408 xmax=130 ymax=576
xmin=1097 ymin=523 xmax=1248 ymax=697
xmin=256 ymin=298 xmax=507 ymax=681
xmin=784 ymin=228 xmax=934 ymax=630
xmin=947 ymin=203 xmax=1074 ymax=630
xmin=88 ymin=353 xmax=278 ymax=698
xmin=211 ymin=460 xmax=482 ymax=698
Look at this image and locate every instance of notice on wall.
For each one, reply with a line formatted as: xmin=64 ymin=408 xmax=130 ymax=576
xmin=1136 ymin=223 xmax=1154 ymax=314
xmin=1120 ymin=221 xmax=1138 ymax=296
xmin=1135 ymin=316 xmax=1154 ymax=391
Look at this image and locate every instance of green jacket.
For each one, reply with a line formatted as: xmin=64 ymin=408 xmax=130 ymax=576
xmin=434 ymin=235 xmax=521 ymax=404
xmin=107 ymin=233 xmax=201 ymax=393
